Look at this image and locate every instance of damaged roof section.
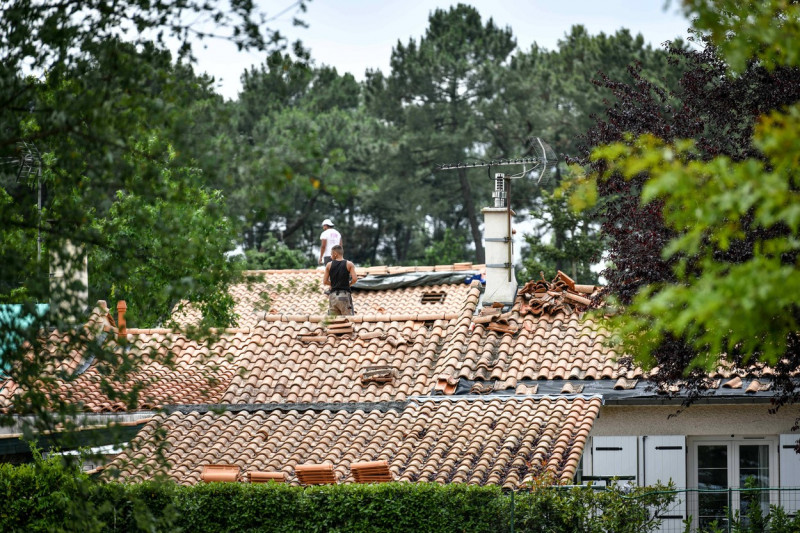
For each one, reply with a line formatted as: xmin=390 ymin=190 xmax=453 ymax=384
xmin=518 ymin=271 xmax=596 ymax=317
xmin=171 ymin=266 xmax=484 ymax=328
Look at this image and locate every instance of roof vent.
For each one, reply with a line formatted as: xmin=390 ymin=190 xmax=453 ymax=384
xmin=201 ymin=464 xmax=241 ymax=483
xmin=295 ymin=463 xmax=338 ymax=485
xmin=421 ymin=291 xmax=446 ymax=304
xmin=351 ymin=460 xmax=394 ymax=483
xmin=248 ymin=471 xmax=287 ymax=483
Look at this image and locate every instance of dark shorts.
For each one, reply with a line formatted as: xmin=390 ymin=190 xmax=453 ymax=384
xmin=328 ymin=290 xmax=353 ymax=316
xmin=323 ymin=256 xmax=332 ymax=265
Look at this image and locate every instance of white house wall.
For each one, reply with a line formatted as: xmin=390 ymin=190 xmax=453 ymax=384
xmin=591 ymin=404 xmax=797 ymax=436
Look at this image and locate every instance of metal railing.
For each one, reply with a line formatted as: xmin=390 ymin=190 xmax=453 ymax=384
xmin=501 ymin=486 xmax=800 ymax=533
xmin=625 ymin=486 xmax=800 ymax=533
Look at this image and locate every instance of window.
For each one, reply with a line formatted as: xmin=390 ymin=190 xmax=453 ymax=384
xmin=689 ymin=437 xmax=777 ymax=530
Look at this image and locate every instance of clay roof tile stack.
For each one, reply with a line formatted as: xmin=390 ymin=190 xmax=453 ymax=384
xmin=295 ymin=463 xmax=338 ymax=485
xmin=517 ymin=271 xmax=595 ymax=317
xmin=351 ymin=460 xmax=394 ymax=483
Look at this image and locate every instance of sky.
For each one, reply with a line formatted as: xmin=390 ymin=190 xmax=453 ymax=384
xmin=191 ymin=0 xmax=694 ymax=100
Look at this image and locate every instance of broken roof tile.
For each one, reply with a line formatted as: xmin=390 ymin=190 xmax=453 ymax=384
xmin=722 ymin=376 xmax=743 ymax=389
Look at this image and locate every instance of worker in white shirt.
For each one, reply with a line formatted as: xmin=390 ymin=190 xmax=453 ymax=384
xmin=319 ymin=218 xmax=342 ymax=265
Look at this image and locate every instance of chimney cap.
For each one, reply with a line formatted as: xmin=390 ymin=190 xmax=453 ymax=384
xmin=116 ymin=300 xmax=127 ymax=310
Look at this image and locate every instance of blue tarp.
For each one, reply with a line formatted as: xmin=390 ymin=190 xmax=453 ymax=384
xmin=0 ymin=303 xmax=49 ymax=376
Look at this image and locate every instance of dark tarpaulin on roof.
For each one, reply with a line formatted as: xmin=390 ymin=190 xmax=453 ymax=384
xmin=352 ymin=271 xmax=481 ymax=291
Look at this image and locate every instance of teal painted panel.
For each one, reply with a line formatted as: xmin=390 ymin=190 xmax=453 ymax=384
xmin=0 ymin=303 xmax=49 ymax=373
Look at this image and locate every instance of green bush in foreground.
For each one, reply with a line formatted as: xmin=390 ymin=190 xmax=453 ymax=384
xmin=1 ymin=453 xmax=685 ymax=533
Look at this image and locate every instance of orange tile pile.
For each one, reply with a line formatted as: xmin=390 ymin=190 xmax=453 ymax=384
xmin=327 ymin=318 xmax=354 ymax=336
xmin=517 ymin=271 xmax=595 ymax=316
xmin=201 ymin=464 xmax=240 ymax=482
xmin=351 ymin=460 xmax=394 ymax=483
xmin=295 ymin=463 xmax=338 ymax=485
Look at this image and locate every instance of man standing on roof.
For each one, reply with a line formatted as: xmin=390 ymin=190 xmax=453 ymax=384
xmin=323 ymin=245 xmax=357 ymax=316
xmin=319 ymin=218 xmax=342 ymax=266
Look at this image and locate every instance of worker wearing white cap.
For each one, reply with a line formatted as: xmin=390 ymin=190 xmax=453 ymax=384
xmin=319 ymin=218 xmax=342 ymax=265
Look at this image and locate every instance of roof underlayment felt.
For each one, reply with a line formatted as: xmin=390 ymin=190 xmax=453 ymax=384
xmin=351 ymin=271 xmax=482 ymax=290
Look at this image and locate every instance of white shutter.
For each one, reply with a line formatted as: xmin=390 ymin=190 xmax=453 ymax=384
xmin=780 ymin=434 xmax=800 ymax=514
xmin=642 ymin=435 xmax=686 ymax=487
xmin=642 ymin=436 xmax=686 ymax=532
xmin=590 ymin=436 xmax=638 ymax=484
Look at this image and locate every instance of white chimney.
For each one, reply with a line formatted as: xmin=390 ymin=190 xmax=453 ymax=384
xmin=481 ymin=173 xmax=517 ymax=306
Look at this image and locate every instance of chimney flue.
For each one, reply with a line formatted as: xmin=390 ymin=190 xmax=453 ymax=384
xmin=493 ymin=173 xmax=508 ymax=208
xmin=116 ymin=300 xmax=127 ymax=340
xmin=482 ymin=173 xmax=517 ymax=306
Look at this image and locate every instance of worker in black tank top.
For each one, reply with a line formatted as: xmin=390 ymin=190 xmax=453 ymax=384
xmin=323 ymin=245 xmax=357 ymax=315
xmin=329 ymin=259 xmax=351 ymax=292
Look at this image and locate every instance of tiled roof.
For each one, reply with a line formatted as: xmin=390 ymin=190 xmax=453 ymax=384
xmin=220 ymin=316 xmax=463 ymax=404
xmin=111 ymin=397 xmax=601 ymax=487
xmin=172 ymin=268 xmax=479 ymax=328
xmin=3 ymin=274 xmax=780 ymax=414
xmin=1 ymin=330 xmax=239 ymax=413
xmin=438 ymin=305 xmax=638 ymax=386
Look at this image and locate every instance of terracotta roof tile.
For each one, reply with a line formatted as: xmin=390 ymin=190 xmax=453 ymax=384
xmin=172 ymin=268 xmax=480 ymax=328
xmin=112 ymin=397 xmax=599 ymax=487
xmin=1 ymin=330 xmax=238 ymax=413
xmin=7 ymin=272 xmax=783 ymax=417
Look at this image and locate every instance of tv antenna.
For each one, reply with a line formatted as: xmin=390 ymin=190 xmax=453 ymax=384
xmin=435 ymin=137 xmax=559 ymax=282
xmin=2 ymin=141 xmax=43 ymax=261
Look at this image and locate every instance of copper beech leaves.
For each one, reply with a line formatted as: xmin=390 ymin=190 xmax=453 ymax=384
xmin=573 ymin=2 xmax=800 ymax=412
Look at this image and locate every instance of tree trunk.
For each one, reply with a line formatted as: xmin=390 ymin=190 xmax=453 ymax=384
xmin=282 ymin=190 xmax=322 ymax=240
xmin=459 ymin=168 xmax=485 ymax=264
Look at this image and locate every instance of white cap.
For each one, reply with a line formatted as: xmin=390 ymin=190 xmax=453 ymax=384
xmin=321 ymin=218 xmax=334 ymax=227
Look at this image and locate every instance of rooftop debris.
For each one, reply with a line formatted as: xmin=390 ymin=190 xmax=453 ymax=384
xmin=517 ymin=271 xmax=596 ymax=316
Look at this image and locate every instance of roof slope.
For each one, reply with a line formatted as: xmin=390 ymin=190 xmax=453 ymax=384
xmin=112 ymin=397 xmax=600 ymax=488
xmin=172 ymin=266 xmax=481 ymax=328
xmin=3 ymin=269 xmax=776 ymax=413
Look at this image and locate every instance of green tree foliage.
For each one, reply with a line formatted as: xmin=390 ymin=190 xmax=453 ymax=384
xmin=423 ymin=228 xmax=468 ymax=266
xmin=221 ymin=10 xmax=683 ymax=271
xmin=242 ymin=235 xmax=313 ymax=270
xmin=518 ymin=188 xmax=604 ymax=285
xmin=230 ymin=53 xmax=389 ymax=264
xmin=571 ymin=1 xmax=800 ymax=421
xmin=366 ymin=4 xmax=517 ymax=264
xmin=89 ymin=143 xmax=239 ymax=328
xmin=488 ymin=27 xmax=682 ymax=280
xmin=0 ymin=0 xmax=307 ymax=453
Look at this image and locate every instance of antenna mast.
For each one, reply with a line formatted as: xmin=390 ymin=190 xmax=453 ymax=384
xmin=436 ymin=138 xmax=558 ymax=303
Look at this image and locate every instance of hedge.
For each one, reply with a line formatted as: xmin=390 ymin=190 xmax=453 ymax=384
xmin=0 ymin=453 xmax=682 ymax=533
